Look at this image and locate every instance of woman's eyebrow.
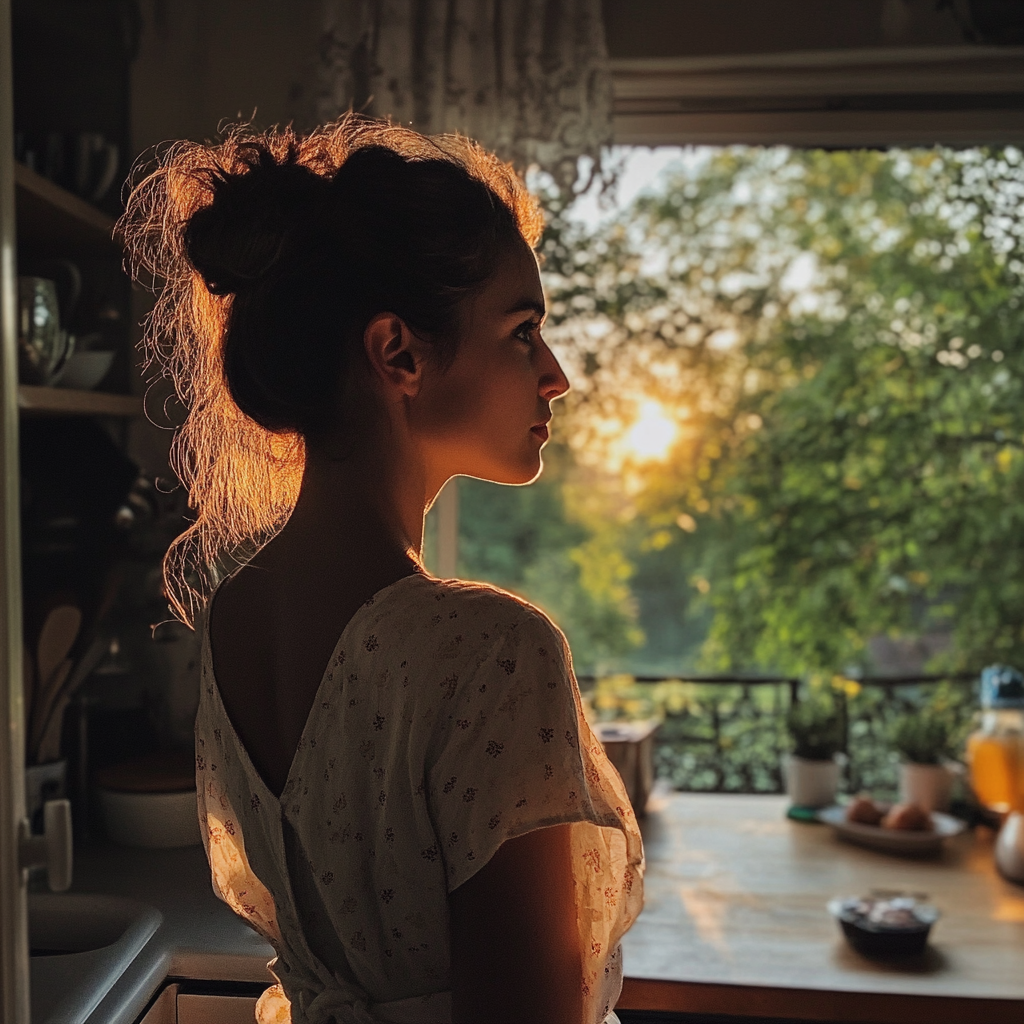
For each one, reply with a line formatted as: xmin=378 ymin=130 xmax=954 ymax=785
xmin=505 ymin=299 xmax=547 ymax=319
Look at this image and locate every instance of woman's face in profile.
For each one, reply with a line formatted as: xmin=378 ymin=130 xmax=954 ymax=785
xmin=413 ymin=240 xmax=570 ymax=487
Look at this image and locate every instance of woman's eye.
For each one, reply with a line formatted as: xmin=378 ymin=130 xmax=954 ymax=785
xmin=514 ymin=320 xmax=541 ymax=346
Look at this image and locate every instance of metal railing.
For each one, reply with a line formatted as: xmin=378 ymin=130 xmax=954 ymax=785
xmin=577 ymin=672 xmax=978 ymax=795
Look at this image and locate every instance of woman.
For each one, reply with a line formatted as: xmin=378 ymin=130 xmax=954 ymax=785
xmin=121 ymin=117 xmax=643 ymax=1024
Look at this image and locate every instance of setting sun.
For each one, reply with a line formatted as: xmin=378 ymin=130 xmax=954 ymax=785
xmin=625 ymin=401 xmax=677 ymax=461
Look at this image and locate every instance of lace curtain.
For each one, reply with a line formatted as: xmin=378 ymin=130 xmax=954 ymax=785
xmin=315 ymin=0 xmax=612 ymax=190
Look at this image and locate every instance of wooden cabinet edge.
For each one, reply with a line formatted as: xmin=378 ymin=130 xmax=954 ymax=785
xmin=18 ymin=385 xmax=143 ymax=417
xmin=14 ymin=162 xmax=117 ymax=240
xmin=135 ymin=982 xmax=178 ymax=1024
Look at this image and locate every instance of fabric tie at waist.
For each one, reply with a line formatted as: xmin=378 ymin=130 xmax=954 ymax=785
xmin=259 ymin=975 xmax=453 ymax=1024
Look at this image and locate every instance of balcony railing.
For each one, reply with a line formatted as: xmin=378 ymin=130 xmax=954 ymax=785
xmin=577 ymin=672 xmax=978 ymax=795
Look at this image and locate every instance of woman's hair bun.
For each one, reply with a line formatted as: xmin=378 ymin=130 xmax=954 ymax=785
xmin=118 ymin=117 xmax=545 ymax=624
xmin=184 ymin=144 xmax=329 ymax=296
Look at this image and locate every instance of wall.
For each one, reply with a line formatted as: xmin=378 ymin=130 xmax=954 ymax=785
xmin=130 ymin=1 xmax=983 ymax=157
xmin=131 ymin=0 xmax=321 ymax=157
xmin=127 ymin=0 xmax=322 ymax=477
xmin=601 ymin=0 xmax=966 ymax=59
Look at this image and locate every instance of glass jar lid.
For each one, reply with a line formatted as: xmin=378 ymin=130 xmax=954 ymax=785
xmin=981 ymin=664 xmax=1024 ymax=710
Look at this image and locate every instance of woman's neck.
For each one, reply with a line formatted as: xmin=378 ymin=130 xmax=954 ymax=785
xmin=267 ymin=440 xmax=428 ymax=582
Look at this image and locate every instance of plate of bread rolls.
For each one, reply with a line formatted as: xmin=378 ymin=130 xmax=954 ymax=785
xmin=817 ymin=796 xmax=965 ymax=855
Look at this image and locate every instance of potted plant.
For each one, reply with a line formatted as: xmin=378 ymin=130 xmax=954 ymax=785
xmin=890 ymin=712 xmax=958 ymax=813
xmin=784 ymin=695 xmax=844 ymax=808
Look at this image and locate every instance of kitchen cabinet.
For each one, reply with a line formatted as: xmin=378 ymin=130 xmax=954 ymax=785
xmin=137 ymin=986 xmax=175 ymax=1024
xmin=1 ymin=2 xmax=1021 ymax=1022
xmin=0 ymin=0 xmax=152 ymax=1018
xmin=140 ymin=987 xmax=261 ymax=1024
xmin=1 ymin=0 xmax=33 ymax=1012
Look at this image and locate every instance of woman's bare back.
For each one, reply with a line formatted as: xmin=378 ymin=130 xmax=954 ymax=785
xmin=209 ymin=536 xmax=418 ymax=797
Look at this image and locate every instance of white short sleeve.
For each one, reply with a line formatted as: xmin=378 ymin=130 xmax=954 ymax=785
xmin=425 ymin=595 xmax=644 ymax=1022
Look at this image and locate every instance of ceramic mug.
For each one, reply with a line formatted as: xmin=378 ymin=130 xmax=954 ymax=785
xmin=74 ymin=133 xmax=119 ymax=204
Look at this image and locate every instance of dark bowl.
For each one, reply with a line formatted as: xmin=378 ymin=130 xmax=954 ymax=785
xmin=837 ymin=916 xmax=932 ymax=957
xmin=828 ymin=896 xmax=939 ymax=959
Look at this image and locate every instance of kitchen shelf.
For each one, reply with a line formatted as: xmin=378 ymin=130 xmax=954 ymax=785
xmin=17 ymin=385 xmax=142 ymax=417
xmin=14 ymin=162 xmax=119 ymax=256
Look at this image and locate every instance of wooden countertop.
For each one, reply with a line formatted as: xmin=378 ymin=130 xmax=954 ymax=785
xmin=618 ymin=792 xmax=1024 ymax=1023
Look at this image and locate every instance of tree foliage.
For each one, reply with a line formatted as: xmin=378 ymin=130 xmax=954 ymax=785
xmin=452 ymin=444 xmax=644 ymax=671
xmin=536 ymin=146 xmax=1024 ymax=676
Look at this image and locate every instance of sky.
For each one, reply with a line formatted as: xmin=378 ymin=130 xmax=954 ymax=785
xmin=563 ymin=146 xmax=693 ymax=231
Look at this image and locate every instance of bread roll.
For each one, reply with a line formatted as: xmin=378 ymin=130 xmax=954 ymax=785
xmin=845 ymin=794 xmax=885 ymax=826
xmin=881 ymin=802 xmax=931 ymax=831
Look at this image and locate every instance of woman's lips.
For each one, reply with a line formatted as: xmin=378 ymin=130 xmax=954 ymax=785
xmin=531 ymin=424 xmax=549 ymax=442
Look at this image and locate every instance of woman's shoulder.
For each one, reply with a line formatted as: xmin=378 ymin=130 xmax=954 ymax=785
xmin=400 ymin=574 xmax=566 ymax=643
xmin=368 ymin=574 xmax=570 ymax=680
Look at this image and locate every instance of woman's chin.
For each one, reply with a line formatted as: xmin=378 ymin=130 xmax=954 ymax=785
xmin=472 ymin=454 xmax=543 ymax=487
xmin=511 ymin=456 xmax=545 ymax=485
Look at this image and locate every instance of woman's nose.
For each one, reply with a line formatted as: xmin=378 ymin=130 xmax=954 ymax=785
xmin=539 ymin=343 xmax=570 ymax=401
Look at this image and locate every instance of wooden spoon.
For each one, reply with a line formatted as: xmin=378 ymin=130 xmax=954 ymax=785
xmin=36 ymin=606 xmax=80 ymax=684
xmin=33 ymin=659 xmax=72 ymax=764
xmin=30 ymin=606 xmax=81 ymax=756
xmin=30 ymin=635 xmax=107 ymax=764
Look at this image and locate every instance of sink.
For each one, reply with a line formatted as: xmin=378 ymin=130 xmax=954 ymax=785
xmin=29 ymin=893 xmax=162 ymax=1024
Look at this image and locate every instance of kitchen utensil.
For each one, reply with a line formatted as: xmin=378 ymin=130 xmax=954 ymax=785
xmin=60 ymin=634 xmax=108 ymax=700
xmin=36 ymin=605 xmax=80 ymax=689
xmin=817 ymin=804 xmax=965 ymax=855
xmin=35 ymin=671 xmax=71 ymax=765
xmin=30 ymin=606 xmax=81 ymax=757
xmin=30 ymin=635 xmax=108 ymax=766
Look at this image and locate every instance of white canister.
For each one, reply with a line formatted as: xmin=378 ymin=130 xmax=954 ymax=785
xmin=898 ymin=761 xmax=954 ymax=812
xmin=96 ymin=787 xmax=200 ymax=848
xmin=783 ymin=753 xmax=840 ymax=809
xmin=995 ymin=811 xmax=1024 ymax=883
xmin=94 ymin=750 xmax=200 ymax=848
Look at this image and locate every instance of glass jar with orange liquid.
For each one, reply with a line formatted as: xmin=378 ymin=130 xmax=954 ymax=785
xmin=966 ymin=665 xmax=1024 ymax=815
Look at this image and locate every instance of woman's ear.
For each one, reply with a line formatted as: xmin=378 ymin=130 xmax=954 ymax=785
xmin=363 ymin=312 xmax=429 ymax=399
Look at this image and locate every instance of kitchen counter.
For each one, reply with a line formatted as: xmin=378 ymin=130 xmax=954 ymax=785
xmin=618 ymin=791 xmax=1024 ymax=1024
xmin=36 ymin=841 xmax=275 ymax=1024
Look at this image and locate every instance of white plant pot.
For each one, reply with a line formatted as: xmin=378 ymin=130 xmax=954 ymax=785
xmin=898 ymin=761 xmax=954 ymax=812
xmin=784 ymin=754 xmax=840 ymax=809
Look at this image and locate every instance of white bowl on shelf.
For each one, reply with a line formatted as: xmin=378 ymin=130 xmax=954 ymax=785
xmin=52 ymin=351 xmax=114 ymax=390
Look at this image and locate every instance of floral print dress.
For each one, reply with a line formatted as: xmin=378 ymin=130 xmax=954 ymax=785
xmin=195 ymin=573 xmax=645 ymax=1024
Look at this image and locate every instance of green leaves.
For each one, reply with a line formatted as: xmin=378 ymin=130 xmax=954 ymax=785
xmin=786 ymin=691 xmax=844 ymax=761
xmin=889 ymin=714 xmax=957 ymax=766
xmin=541 ymin=146 xmax=1024 ymax=677
xmin=888 ymin=684 xmax=972 ymax=765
